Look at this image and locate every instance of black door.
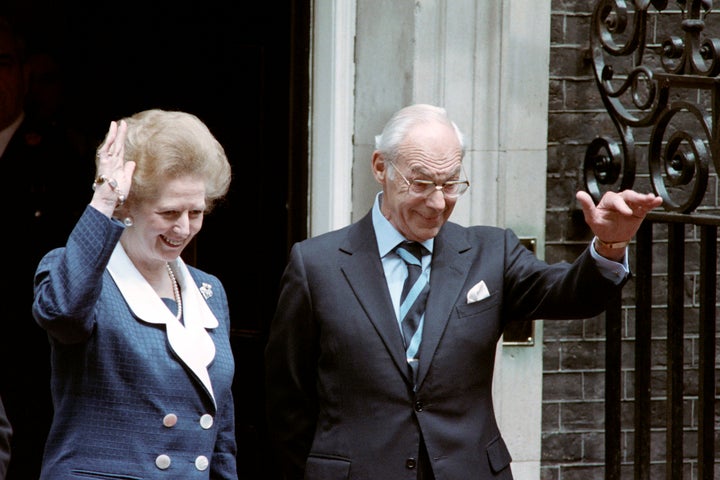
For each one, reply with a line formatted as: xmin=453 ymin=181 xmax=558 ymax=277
xmin=5 ymin=1 xmax=309 ymax=478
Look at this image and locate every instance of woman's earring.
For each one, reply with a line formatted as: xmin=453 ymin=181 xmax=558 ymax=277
xmin=123 ymin=217 xmax=134 ymax=227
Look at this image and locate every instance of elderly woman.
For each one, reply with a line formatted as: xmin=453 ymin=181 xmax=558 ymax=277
xmin=32 ymin=109 xmax=237 ymax=479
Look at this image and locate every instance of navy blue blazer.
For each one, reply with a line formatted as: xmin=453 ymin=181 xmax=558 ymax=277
xmin=265 ymin=210 xmax=625 ymax=480
xmin=33 ymin=206 xmax=237 ymax=479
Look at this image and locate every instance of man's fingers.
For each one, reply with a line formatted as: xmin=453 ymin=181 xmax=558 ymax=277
xmin=575 ymin=190 xmax=594 ymax=212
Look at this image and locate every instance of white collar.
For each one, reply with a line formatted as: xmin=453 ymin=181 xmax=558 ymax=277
xmin=107 ymin=242 xmax=219 ymax=405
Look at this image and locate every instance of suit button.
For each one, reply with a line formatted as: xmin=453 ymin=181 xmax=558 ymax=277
xmin=163 ymin=413 xmax=178 ymax=427
xmin=195 ymin=455 xmax=209 ymax=471
xmin=155 ymin=454 xmax=171 ymax=469
xmin=406 ymin=458 xmax=417 ymax=469
xmin=199 ymin=413 xmax=214 ymax=429
xmin=414 ymin=401 xmax=423 ymax=412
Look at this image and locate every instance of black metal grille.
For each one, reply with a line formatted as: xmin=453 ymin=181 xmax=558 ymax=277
xmin=588 ymin=1 xmax=720 ymax=478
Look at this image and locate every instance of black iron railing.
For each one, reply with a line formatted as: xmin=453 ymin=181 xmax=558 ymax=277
xmin=587 ymin=1 xmax=720 ymax=479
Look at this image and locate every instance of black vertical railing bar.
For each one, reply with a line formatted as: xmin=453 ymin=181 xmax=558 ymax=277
xmin=634 ymin=221 xmax=654 ymax=480
xmin=697 ymin=226 xmax=717 ymax=480
xmin=666 ymin=224 xmax=685 ymax=480
xmin=605 ymin=289 xmax=623 ymax=480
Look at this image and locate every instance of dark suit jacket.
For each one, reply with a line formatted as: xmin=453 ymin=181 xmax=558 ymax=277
xmin=265 ymin=210 xmax=626 ymax=480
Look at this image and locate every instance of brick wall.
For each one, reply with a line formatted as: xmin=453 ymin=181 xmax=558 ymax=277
xmin=545 ymin=1 xmax=719 ymax=479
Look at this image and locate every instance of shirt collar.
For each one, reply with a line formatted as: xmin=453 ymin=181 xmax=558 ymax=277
xmin=106 ymin=242 xmax=219 ymax=405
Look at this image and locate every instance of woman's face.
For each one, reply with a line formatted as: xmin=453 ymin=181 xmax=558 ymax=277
xmin=121 ymin=175 xmax=206 ymax=267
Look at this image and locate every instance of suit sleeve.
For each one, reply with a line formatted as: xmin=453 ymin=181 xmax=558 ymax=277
xmin=33 ymin=206 xmax=123 ymax=344
xmin=502 ymin=229 xmax=627 ymax=321
xmin=264 ymin=243 xmax=319 ymax=480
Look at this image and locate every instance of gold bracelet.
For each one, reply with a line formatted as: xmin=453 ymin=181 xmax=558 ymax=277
xmin=594 ymin=237 xmax=630 ymax=249
xmin=92 ymin=175 xmax=126 ymax=207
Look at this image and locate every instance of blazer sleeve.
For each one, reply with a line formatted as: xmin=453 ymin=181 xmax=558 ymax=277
xmin=33 ymin=206 xmax=124 ymax=344
xmin=501 ymin=228 xmax=627 ymax=321
xmin=264 ymin=242 xmax=319 ymax=480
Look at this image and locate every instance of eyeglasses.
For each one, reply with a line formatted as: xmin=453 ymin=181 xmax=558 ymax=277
xmin=388 ymin=160 xmax=470 ymax=199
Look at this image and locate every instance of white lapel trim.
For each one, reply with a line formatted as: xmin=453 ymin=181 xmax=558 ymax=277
xmin=107 ymin=243 xmax=219 ymax=406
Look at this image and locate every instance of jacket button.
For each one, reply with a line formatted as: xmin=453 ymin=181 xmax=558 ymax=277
xmin=414 ymin=401 xmax=423 ymax=412
xmin=155 ymin=454 xmax=171 ymax=470
xmin=195 ymin=455 xmax=209 ymax=471
xmin=405 ymin=458 xmax=417 ymax=469
xmin=199 ymin=413 xmax=214 ymax=429
xmin=163 ymin=413 xmax=178 ymax=427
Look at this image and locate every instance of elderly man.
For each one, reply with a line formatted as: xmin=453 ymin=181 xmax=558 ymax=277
xmin=265 ymin=103 xmax=661 ymax=479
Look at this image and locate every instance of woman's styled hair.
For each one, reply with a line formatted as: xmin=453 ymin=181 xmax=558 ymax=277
xmin=99 ymin=109 xmax=232 ymax=212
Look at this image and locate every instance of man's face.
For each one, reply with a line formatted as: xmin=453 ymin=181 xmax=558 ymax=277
xmin=0 ymin=29 xmax=26 ymax=131
xmin=377 ymin=122 xmax=465 ymax=242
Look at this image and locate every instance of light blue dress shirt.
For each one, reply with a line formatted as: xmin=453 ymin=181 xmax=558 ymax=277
xmin=370 ymin=192 xmax=629 ymax=350
xmin=372 ymin=193 xmax=432 ymax=362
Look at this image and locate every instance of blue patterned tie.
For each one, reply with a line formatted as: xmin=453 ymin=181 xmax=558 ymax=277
xmin=395 ymin=241 xmax=429 ymax=384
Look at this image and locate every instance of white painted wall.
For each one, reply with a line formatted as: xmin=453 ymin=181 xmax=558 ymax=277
xmin=309 ymin=1 xmax=551 ymax=478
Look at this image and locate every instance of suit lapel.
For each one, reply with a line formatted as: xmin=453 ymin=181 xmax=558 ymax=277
xmin=415 ymin=225 xmax=472 ymax=389
xmin=339 ymin=214 xmax=410 ymax=379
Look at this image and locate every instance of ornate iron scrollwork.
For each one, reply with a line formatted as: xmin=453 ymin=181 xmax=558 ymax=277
xmin=588 ymin=0 xmax=718 ymax=213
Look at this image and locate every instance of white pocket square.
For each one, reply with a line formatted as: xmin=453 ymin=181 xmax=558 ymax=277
xmin=466 ymin=280 xmax=490 ymax=303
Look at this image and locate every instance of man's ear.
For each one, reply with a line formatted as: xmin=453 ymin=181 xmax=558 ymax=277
xmin=371 ymin=151 xmax=386 ymax=184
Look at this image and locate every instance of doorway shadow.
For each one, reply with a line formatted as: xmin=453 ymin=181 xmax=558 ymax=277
xmin=4 ymin=1 xmax=309 ymax=478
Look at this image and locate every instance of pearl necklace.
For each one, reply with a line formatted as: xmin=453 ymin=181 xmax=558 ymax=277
xmin=166 ymin=263 xmax=183 ymax=321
